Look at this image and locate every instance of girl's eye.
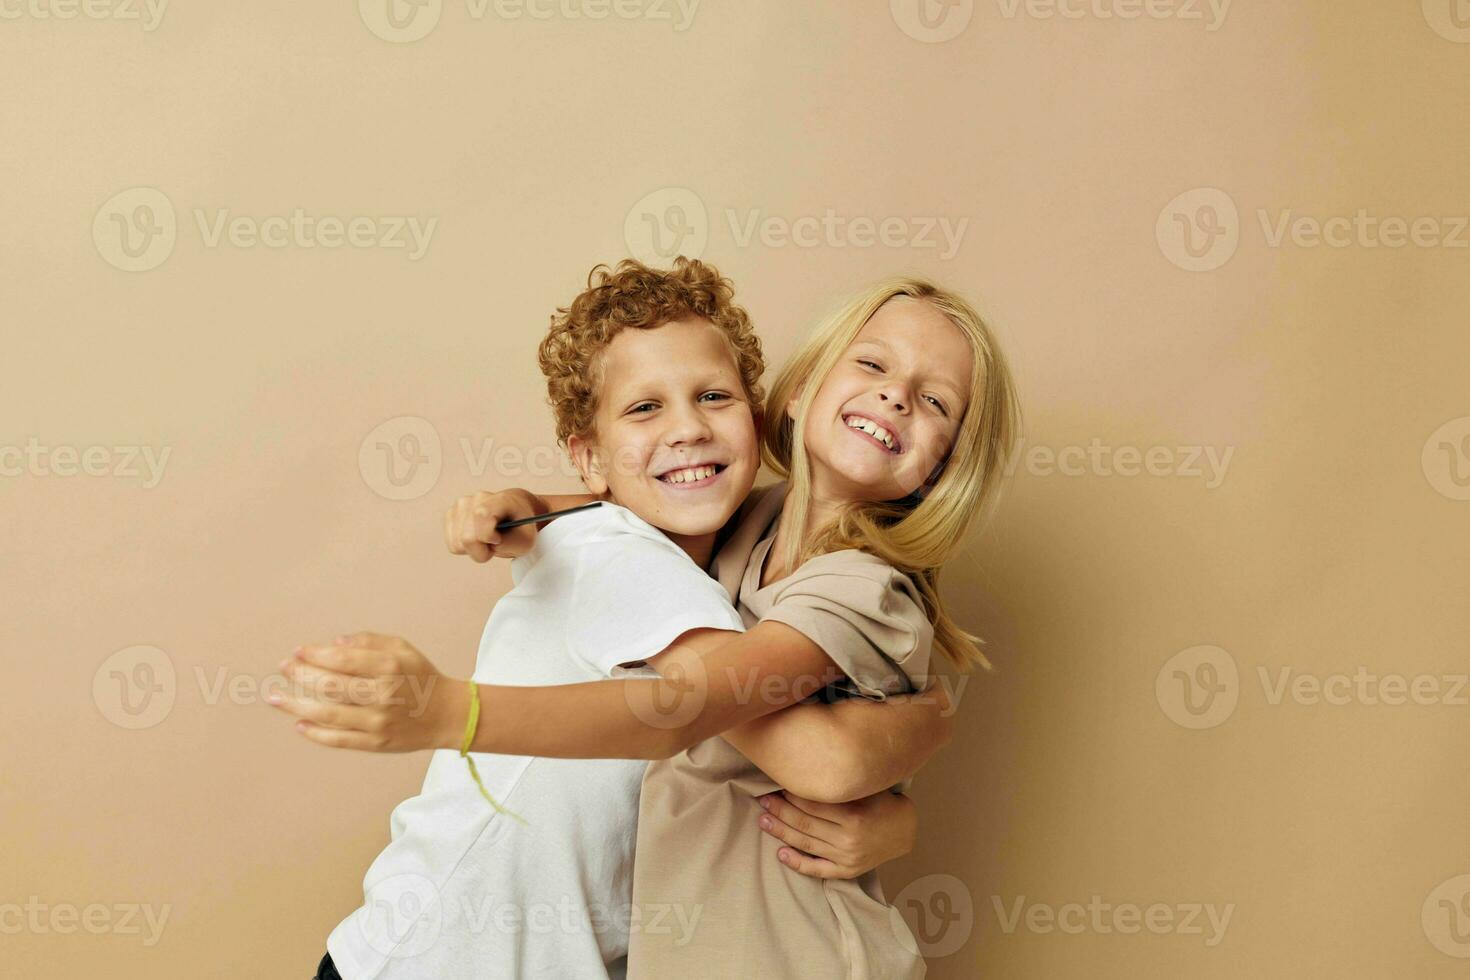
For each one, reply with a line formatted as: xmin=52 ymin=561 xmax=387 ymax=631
xmin=857 ymin=359 xmax=883 ymax=371
xmin=924 ymin=395 xmax=948 ymax=416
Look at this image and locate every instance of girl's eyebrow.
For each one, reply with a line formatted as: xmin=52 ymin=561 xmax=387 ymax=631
xmin=853 ymin=337 xmax=966 ymax=403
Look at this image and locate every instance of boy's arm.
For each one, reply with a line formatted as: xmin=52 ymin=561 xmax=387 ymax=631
xmin=721 ymin=684 xmax=953 ymax=804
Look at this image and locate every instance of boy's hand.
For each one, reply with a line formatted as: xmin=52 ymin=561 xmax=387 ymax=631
xmin=267 ymin=632 xmax=468 ymax=753
xmin=755 ymin=789 xmax=917 ymax=880
xmin=444 ymin=489 xmax=544 ymax=562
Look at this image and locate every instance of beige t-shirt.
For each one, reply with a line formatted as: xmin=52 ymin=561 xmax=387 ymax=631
xmin=627 ymin=483 xmax=934 ymax=979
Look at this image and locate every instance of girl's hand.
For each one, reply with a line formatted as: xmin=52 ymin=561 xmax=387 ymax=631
xmin=267 ymin=632 xmax=467 ymax=753
xmin=444 ymin=489 xmax=543 ymax=562
xmin=755 ymin=788 xmax=918 ymax=879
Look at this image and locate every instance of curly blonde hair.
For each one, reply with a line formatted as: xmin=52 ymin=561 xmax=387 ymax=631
xmin=538 ymin=257 xmax=765 ymax=446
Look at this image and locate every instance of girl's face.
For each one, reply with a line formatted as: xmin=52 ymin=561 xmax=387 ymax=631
xmin=791 ymin=296 xmax=973 ymax=503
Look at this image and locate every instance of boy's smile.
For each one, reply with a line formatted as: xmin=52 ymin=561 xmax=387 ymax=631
xmin=570 ymin=317 xmax=760 ymax=565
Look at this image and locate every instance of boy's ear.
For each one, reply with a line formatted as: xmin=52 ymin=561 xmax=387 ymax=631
xmin=752 ymin=407 xmax=766 ymax=440
xmin=567 ymin=433 xmax=609 ymax=496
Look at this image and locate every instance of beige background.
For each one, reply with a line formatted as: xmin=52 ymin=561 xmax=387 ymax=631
xmin=4 ymin=1 xmax=1469 ymax=977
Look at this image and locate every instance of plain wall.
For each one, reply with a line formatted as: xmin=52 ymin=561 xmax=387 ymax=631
xmin=3 ymin=2 xmax=1469 ymax=977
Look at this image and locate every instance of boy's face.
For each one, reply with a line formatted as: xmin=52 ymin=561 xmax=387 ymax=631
xmin=569 ymin=317 xmax=760 ymax=548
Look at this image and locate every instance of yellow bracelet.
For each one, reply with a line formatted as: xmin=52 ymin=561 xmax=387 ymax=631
xmin=460 ymin=680 xmax=528 ymax=825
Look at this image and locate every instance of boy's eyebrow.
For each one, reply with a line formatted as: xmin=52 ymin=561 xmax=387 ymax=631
xmin=609 ymin=370 xmax=742 ymax=410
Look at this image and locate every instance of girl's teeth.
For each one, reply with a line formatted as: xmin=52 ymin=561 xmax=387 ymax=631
xmin=846 ymin=416 xmax=894 ymax=450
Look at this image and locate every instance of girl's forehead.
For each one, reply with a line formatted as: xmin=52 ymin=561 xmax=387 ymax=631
xmin=849 ymin=300 xmax=973 ymax=393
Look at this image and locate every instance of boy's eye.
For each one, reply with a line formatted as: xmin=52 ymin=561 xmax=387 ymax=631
xmin=629 ymin=402 xmax=658 ymax=414
xmin=699 ymin=391 xmax=731 ymax=403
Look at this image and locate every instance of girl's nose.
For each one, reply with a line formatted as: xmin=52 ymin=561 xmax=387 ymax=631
xmin=878 ymin=390 xmax=909 ymax=413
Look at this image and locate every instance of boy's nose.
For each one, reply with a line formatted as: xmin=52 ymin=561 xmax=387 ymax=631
xmin=665 ymin=407 xmax=712 ymax=445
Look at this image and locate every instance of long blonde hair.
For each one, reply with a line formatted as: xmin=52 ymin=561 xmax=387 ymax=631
xmin=761 ymin=277 xmax=1021 ymax=672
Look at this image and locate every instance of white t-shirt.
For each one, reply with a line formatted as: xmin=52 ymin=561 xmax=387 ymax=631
xmin=327 ymin=502 xmax=744 ymax=979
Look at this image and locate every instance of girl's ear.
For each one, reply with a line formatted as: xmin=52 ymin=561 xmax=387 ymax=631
xmin=784 ymin=382 xmax=806 ymax=423
xmin=567 ymin=433 xmax=609 ymax=496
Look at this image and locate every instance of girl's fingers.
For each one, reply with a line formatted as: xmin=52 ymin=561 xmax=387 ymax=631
xmin=281 ymin=661 xmax=382 ymax=704
xmin=469 ymin=503 xmax=503 ymax=552
xmin=444 ymin=504 xmax=461 ymax=555
xmin=294 ymin=720 xmax=384 ymax=751
xmin=295 ymin=642 xmax=396 ymax=677
xmin=268 ymin=691 xmax=374 ymax=730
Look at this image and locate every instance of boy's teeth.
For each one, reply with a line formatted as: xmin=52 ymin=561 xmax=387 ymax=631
xmin=664 ymin=464 xmax=717 ymax=484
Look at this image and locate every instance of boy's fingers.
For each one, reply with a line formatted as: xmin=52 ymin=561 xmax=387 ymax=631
xmin=762 ymin=793 xmax=839 ymax=835
xmin=776 ymin=791 xmax=843 ymax=820
xmin=774 ymin=848 xmax=849 ymax=880
xmin=758 ymin=810 xmax=830 ymax=861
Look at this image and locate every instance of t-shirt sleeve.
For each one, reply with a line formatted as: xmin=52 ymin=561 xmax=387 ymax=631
xmin=759 ymin=556 xmax=934 ymax=701
xmin=565 ymin=528 xmax=745 ymax=678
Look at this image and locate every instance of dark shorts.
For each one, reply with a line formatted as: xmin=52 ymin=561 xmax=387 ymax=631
xmin=314 ymin=951 xmax=343 ymax=980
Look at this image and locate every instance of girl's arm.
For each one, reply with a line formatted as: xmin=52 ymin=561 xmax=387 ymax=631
xmin=277 ymin=624 xmax=858 ymax=760
xmin=722 ymin=683 xmax=953 ymax=804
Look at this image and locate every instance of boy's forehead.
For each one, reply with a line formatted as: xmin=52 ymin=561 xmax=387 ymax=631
xmin=600 ymin=318 xmax=742 ymax=391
